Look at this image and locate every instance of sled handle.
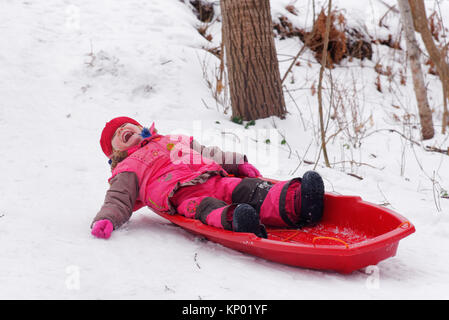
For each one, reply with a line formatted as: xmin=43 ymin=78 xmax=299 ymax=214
xmin=397 ymin=221 xmax=411 ymax=229
xmin=312 ymin=236 xmax=349 ymax=249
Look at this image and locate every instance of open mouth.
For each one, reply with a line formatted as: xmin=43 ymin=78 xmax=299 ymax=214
xmin=122 ymin=131 xmax=134 ymax=143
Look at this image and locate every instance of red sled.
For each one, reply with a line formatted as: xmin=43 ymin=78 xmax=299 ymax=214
xmin=154 ymin=178 xmax=415 ymax=274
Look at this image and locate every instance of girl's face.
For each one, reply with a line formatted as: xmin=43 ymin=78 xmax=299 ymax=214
xmin=111 ymin=123 xmax=143 ymax=152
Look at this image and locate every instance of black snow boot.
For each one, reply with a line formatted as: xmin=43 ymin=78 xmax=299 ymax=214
xmin=232 ymin=204 xmax=268 ymax=239
xmin=296 ymin=170 xmax=325 ymax=227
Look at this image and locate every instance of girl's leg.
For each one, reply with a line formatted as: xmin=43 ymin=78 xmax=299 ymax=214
xmin=173 ymin=195 xmax=235 ymax=230
xmin=170 ymin=175 xmax=242 ymax=230
xmin=232 ymin=171 xmax=324 ymax=227
xmin=230 ymin=177 xmax=297 ymax=227
xmin=258 ymin=179 xmax=301 ymax=227
xmin=171 ymin=175 xmax=242 ymax=205
xmin=171 ymin=171 xmax=324 ymax=230
xmin=174 ymin=195 xmax=267 ymax=238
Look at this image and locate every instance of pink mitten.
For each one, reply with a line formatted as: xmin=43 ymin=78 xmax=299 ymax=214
xmin=238 ymin=162 xmax=261 ymax=178
xmin=91 ymin=219 xmax=114 ymax=239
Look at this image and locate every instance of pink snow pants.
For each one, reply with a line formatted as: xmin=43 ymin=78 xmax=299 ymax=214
xmin=170 ymin=175 xmax=302 ymax=230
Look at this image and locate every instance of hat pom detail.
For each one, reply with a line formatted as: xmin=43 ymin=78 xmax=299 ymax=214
xmin=140 ymin=127 xmax=152 ymax=138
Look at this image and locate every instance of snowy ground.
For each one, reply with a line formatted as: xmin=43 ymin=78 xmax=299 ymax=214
xmin=1 ymin=0 xmax=449 ymax=299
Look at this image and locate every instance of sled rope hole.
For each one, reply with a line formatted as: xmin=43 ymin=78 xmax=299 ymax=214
xmin=397 ymin=221 xmax=411 ymax=229
xmin=312 ymin=236 xmax=350 ymax=249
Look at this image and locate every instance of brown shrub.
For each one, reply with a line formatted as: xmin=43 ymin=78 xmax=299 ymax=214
xmin=189 ymin=0 xmax=214 ymax=23
xmin=304 ymin=9 xmax=347 ymax=68
xmin=274 ymin=8 xmax=372 ymax=68
xmin=273 ymin=15 xmax=303 ymax=39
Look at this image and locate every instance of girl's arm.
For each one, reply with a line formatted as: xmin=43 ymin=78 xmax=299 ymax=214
xmin=91 ymin=171 xmax=140 ymax=231
xmin=190 ymin=137 xmax=248 ymax=176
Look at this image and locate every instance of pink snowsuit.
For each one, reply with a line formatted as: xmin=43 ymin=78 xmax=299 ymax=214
xmin=92 ymin=131 xmax=303 ymax=231
xmin=170 ymin=175 xmax=301 ymax=230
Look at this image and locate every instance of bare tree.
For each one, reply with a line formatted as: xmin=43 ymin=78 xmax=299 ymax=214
xmin=220 ymin=0 xmax=287 ymax=121
xmin=409 ymin=0 xmax=449 ymax=134
xmin=317 ymin=0 xmax=332 ymax=167
xmin=397 ymin=0 xmax=434 ymax=140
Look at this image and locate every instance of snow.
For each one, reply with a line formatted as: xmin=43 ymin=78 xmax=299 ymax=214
xmin=1 ymin=0 xmax=449 ymax=299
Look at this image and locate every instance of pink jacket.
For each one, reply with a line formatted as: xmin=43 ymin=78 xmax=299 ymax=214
xmin=92 ymin=131 xmax=246 ymax=229
xmin=112 ymin=133 xmax=227 ymax=213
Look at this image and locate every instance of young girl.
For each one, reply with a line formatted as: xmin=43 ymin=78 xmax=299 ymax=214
xmin=91 ymin=116 xmax=325 ymax=239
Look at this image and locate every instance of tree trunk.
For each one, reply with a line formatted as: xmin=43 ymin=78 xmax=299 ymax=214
xmin=220 ymin=0 xmax=287 ymax=121
xmin=409 ymin=0 xmax=449 ymax=134
xmin=397 ymin=0 xmax=434 ymax=140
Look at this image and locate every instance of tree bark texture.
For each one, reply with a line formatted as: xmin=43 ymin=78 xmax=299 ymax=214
xmin=397 ymin=0 xmax=434 ymax=140
xmin=220 ymin=0 xmax=287 ymax=120
xmin=409 ymin=0 xmax=449 ymax=134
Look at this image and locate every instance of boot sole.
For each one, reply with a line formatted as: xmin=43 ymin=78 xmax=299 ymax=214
xmin=299 ymin=171 xmax=325 ymax=226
